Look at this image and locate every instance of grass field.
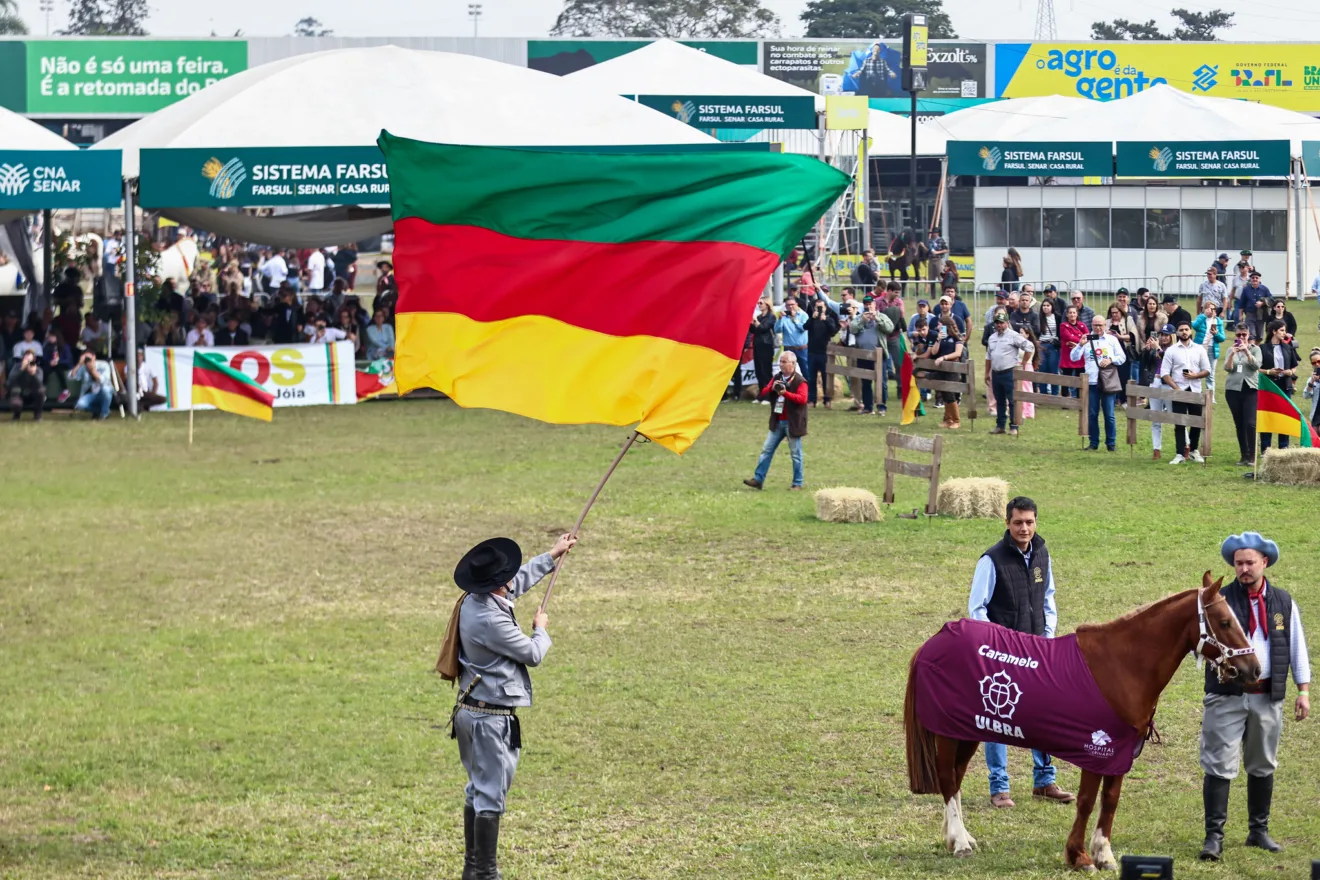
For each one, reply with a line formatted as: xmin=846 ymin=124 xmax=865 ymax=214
xmin=4 ymin=314 xmax=1320 ymax=879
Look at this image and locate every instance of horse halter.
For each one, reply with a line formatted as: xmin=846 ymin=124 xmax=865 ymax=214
xmin=1195 ymin=590 xmax=1258 ymax=682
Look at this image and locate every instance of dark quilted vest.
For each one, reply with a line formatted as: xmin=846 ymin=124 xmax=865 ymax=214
xmin=767 ymin=372 xmax=808 ymax=438
xmin=982 ymin=532 xmax=1049 ymax=636
xmin=1205 ymin=579 xmax=1292 ymax=702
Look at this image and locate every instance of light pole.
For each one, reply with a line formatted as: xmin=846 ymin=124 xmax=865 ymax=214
xmin=40 ymin=0 xmax=55 ymax=35
xmin=468 ymin=3 xmax=482 ymax=37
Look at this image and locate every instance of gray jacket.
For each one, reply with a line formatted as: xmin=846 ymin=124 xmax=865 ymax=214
xmin=457 ymin=552 xmax=555 ymax=707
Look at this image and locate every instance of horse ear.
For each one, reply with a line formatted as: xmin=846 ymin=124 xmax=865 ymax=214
xmin=1201 ymin=570 xmax=1214 ymax=591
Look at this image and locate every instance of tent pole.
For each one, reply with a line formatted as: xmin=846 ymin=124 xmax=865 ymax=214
xmin=1294 ymin=157 xmax=1306 ymax=301
xmin=124 ymin=178 xmax=138 ymax=416
xmin=42 ymin=209 xmax=52 ymax=304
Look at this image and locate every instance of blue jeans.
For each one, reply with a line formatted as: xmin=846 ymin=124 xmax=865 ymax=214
xmin=991 ymin=370 xmax=1016 ymax=430
xmin=753 ymin=422 xmax=803 ymax=487
xmin=785 ymin=347 xmax=807 ymax=374
xmin=879 ymin=353 xmax=892 ymax=408
xmin=857 ymin=358 xmax=875 ymax=412
xmin=806 ymin=351 xmax=829 ymax=404
xmin=984 ymin=742 xmax=1056 ymax=795
xmin=1088 ymin=386 xmax=1117 ymax=449
xmin=75 ymin=387 xmax=112 ymax=419
xmin=1039 ymin=346 xmax=1060 ymax=394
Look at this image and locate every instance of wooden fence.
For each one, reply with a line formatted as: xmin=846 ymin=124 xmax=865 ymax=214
xmin=1124 ymin=381 xmax=1213 ymax=462
xmin=882 ymin=429 xmax=945 ymax=516
xmin=1012 ymin=369 xmax=1090 ymax=438
xmin=824 ymin=343 xmax=883 ymax=402
xmin=911 ymin=357 xmax=978 ymax=426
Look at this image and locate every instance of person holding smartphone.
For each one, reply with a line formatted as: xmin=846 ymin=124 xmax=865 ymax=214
xmin=1259 ymin=319 xmax=1300 ymax=453
xmin=1302 ymin=347 xmax=1320 ymax=433
xmin=1224 ymin=324 xmax=1262 ymax=466
xmin=1159 ymin=321 xmax=1212 ymax=464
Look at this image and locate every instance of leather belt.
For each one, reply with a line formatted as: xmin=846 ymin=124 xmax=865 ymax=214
xmin=461 ymin=697 xmax=517 ymax=716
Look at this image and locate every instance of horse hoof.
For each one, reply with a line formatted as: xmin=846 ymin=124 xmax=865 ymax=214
xmin=1071 ymin=865 xmax=1097 ymax=874
xmin=953 ymin=846 xmax=974 ymax=858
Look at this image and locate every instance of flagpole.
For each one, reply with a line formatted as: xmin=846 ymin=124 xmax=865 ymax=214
xmin=538 ymin=430 xmax=638 ymax=614
xmin=188 ymin=402 xmax=194 ymax=447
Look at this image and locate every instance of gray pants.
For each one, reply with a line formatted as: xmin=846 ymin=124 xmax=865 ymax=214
xmin=455 ymin=708 xmax=520 ymax=814
xmin=1200 ymin=692 xmax=1283 ymax=779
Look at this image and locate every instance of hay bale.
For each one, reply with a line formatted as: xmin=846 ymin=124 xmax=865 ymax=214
xmin=814 ymin=487 xmax=882 ymax=523
xmin=937 ymin=477 xmax=1010 ymax=519
xmin=1257 ymin=447 xmax=1320 ymax=486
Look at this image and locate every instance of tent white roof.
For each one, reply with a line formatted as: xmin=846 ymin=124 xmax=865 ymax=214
xmin=565 ymin=39 xmax=820 ymax=106
xmin=97 ymin=45 xmax=713 ymax=178
xmin=93 ymin=45 xmax=713 ymax=245
xmin=990 ymin=85 xmax=1320 ymax=157
xmin=742 ymin=107 xmax=946 ymax=157
xmin=0 ymin=104 xmax=77 ymax=151
xmin=923 ymin=95 xmax=1094 ymax=144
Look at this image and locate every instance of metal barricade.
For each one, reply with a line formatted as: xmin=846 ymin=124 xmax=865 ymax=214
xmin=1070 ymin=277 xmax=1160 ymax=295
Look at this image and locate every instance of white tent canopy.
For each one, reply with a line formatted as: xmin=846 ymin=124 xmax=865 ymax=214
xmin=987 ymin=85 xmax=1320 ymax=157
xmin=924 ymin=95 xmax=1094 ymax=144
xmin=744 ymin=107 xmax=946 ymax=157
xmin=93 ymin=45 xmax=714 ymax=245
xmin=565 ymin=39 xmax=821 ymax=107
xmin=0 ymin=106 xmax=80 ymax=226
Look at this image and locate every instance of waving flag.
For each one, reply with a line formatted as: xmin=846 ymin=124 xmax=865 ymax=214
xmin=1257 ymin=373 xmax=1319 ymax=446
xmin=191 ymin=351 xmax=274 ymax=421
xmin=378 ymin=133 xmax=848 ymax=454
xmin=899 ymin=333 xmax=925 ymax=425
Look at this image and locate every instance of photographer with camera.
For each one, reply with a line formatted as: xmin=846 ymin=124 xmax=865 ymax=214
xmin=7 ymin=351 xmax=46 ymax=422
xmin=1224 ymin=324 xmax=1262 ymax=467
xmin=774 ymin=297 xmax=808 ymax=374
xmin=848 ymin=297 xmax=893 ymax=415
xmin=1078 ymin=315 xmax=1127 ymax=452
xmin=743 ymin=352 xmax=809 ymax=491
xmin=70 ymin=350 xmax=114 ymax=420
xmin=1302 ymin=347 xmax=1320 ymax=433
xmin=804 ymin=298 xmax=840 ymax=408
xmin=1141 ymin=324 xmax=1176 ymax=460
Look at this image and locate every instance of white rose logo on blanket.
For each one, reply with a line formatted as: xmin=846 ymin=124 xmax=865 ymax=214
xmin=1086 ymin=729 xmax=1116 ymax=758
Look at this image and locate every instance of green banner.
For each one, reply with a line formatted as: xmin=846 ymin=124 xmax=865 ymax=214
xmin=139 ymin=147 xmax=388 ymax=208
xmin=1115 ymin=140 xmax=1290 ymax=177
xmin=0 ymin=40 xmax=246 ymax=114
xmin=528 ymin=40 xmax=757 ymax=75
xmin=636 ymin=94 xmax=816 ymax=129
xmin=948 ymin=140 xmax=1112 ymax=176
xmin=1303 ymin=141 xmax=1320 ymax=171
xmin=0 ymin=149 xmax=122 ymax=209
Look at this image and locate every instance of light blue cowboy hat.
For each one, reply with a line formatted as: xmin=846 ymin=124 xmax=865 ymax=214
xmin=1220 ymin=531 xmax=1279 ymax=567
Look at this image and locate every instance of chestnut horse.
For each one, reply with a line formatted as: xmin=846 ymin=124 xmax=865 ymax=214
xmin=904 ymin=573 xmax=1261 ymax=871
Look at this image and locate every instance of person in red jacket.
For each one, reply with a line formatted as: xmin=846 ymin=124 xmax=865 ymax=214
xmin=744 ymin=352 xmax=809 ymax=490
xmin=1058 ymin=305 xmax=1088 ymax=400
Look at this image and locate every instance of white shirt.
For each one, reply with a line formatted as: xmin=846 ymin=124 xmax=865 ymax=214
xmin=103 ymin=237 xmax=122 ymax=264
xmin=306 ymin=326 xmax=346 ymax=343
xmin=1074 ymin=332 xmax=1126 ymax=384
xmin=1159 ymin=339 xmax=1213 ymax=392
xmin=81 ymin=324 xmax=109 ymax=348
xmin=261 ymin=254 xmax=288 ymax=286
xmin=137 ymin=361 xmax=160 ymax=399
xmin=1246 ymin=583 xmax=1311 ymax=685
xmin=1311 ymin=273 xmax=1320 ymax=298
xmin=306 ymin=250 xmax=326 ymax=292
xmin=185 ymin=328 xmax=215 ymax=347
xmin=12 ymin=339 xmax=42 ymax=360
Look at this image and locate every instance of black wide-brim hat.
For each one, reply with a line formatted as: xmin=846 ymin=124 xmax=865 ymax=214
xmin=454 ymin=537 xmax=522 ymax=594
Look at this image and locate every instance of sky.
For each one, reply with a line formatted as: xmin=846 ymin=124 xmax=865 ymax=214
xmin=8 ymin=0 xmax=1319 ymax=42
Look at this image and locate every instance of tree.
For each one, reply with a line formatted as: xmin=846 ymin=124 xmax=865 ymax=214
xmin=799 ymin=0 xmax=957 ymax=39
xmin=1169 ymin=7 xmax=1233 ymax=40
xmin=61 ymin=0 xmax=149 ymax=35
xmin=550 ymin=0 xmax=779 ymax=38
xmin=0 ymin=0 xmax=27 ymax=34
xmin=1090 ymin=7 xmax=1231 ymax=40
xmin=293 ymin=16 xmax=333 ymax=36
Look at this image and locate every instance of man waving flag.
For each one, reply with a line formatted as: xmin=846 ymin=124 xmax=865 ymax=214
xmin=378 ymin=133 xmax=849 ymax=454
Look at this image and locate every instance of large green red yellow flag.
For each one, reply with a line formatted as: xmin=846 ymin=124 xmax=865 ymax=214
xmin=1257 ymin=373 xmax=1319 ymax=446
xmin=898 ymin=332 xmax=924 ymax=425
xmin=377 ymin=132 xmax=849 ymax=454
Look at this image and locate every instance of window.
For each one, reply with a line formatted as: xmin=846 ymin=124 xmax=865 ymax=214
xmin=1181 ymin=209 xmax=1216 ymax=251
xmin=1146 ymin=209 xmax=1180 ymax=250
xmin=1076 ymin=208 xmax=1110 ymax=248
xmin=1042 ymin=208 xmax=1076 ymax=248
xmin=975 ymin=208 xmax=1007 ymax=248
xmin=1217 ymin=209 xmax=1251 ymax=252
xmin=1008 ymin=208 xmax=1042 ymax=248
xmin=1253 ymin=210 xmax=1287 ymax=251
xmin=1111 ymin=208 xmax=1144 ymax=248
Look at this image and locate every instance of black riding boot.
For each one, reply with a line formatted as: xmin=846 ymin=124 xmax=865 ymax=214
xmin=1245 ymin=773 xmax=1283 ymax=852
xmin=1199 ymin=774 xmax=1230 ymax=861
xmin=461 ymin=804 xmax=478 ymax=880
xmin=472 ymin=811 xmax=503 ymax=880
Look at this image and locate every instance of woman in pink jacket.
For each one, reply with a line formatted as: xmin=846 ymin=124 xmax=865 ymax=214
xmin=1059 ymin=304 xmax=1088 ymax=400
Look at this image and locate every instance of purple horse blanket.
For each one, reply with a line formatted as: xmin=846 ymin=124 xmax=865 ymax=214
xmin=913 ymin=619 xmax=1145 ymax=776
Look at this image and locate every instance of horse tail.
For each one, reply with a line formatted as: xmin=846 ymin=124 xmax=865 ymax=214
xmin=905 ymin=650 xmax=940 ymax=795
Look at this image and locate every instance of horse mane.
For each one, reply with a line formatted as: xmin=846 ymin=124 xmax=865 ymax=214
xmin=1074 ymin=587 xmax=1197 ymax=635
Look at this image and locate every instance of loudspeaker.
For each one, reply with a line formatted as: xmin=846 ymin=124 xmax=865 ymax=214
xmin=1119 ymin=854 xmax=1173 ymax=879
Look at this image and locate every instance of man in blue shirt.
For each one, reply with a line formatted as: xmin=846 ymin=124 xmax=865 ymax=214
xmin=969 ymin=496 xmax=1073 ymax=807
xmin=1238 ymin=272 xmax=1270 ymax=341
xmin=775 ymin=298 xmax=808 ymax=373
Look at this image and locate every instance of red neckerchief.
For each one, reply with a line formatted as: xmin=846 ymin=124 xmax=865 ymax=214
xmin=1247 ymin=581 xmax=1269 ymax=638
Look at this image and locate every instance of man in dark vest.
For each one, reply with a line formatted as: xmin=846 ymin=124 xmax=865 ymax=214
xmin=1199 ymin=531 xmax=1310 ymax=862
xmin=744 ymin=351 xmax=809 ymax=490
xmin=968 ymin=496 xmax=1075 ymax=807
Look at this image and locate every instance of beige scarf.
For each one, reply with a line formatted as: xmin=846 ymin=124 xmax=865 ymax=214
xmin=434 ymin=592 xmax=466 ymax=683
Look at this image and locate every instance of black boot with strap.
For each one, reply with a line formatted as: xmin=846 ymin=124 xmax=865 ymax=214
xmin=1199 ymin=774 xmax=1230 ymax=861
xmin=1245 ymin=773 xmax=1283 ymax=852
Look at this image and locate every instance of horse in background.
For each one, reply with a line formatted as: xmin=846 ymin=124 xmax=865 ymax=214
xmin=905 ymin=573 xmax=1261 ymax=871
